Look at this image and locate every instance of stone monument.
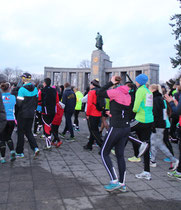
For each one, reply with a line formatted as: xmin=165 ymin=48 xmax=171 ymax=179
xmin=91 ymin=50 xmax=112 ymax=86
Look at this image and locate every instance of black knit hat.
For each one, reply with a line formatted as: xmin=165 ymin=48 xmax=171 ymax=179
xmin=91 ymin=79 xmax=100 ymax=88
xmin=21 ymin=72 xmax=32 ymax=79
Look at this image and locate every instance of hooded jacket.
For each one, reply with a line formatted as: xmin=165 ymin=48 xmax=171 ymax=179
xmin=152 ymin=90 xmax=166 ymax=128
xmin=17 ymin=83 xmax=38 ymax=118
xmin=62 ymin=87 xmax=76 ymax=113
xmin=40 ymin=86 xmax=58 ymax=116
xmin=98 ymin=82 xmax=131 ymax=128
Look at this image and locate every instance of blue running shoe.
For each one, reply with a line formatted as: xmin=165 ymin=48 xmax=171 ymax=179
xmin=164 ymin=158 xmax=171 ymax=163
xmin=16 ymin=153 xmax=24 ymax=158
xmin=34 ymin=148 xmax=40 ymax=157
xmin=0 ymin=157 xmax=6 ymax=164
xmin=104 ymin=182 xmax=121 ymax=192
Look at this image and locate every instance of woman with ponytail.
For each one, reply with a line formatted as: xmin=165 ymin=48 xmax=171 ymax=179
xmin=0 ymin=82 xmax=16 ymax=163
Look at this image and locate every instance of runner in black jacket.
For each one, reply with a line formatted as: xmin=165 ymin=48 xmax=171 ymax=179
xmin=97 ymin=76 xmax=131 ymax=192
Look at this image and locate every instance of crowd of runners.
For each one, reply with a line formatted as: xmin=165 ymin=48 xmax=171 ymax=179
xmin=0 ymin=72 xmax=181 ymax=192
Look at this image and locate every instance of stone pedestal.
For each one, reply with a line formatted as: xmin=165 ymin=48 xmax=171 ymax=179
xmin=91 ymin=50 xmax=112 ymax=86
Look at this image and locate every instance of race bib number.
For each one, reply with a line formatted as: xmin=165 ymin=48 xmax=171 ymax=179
xmin=145 ymin=93 xmax=153 ymax=107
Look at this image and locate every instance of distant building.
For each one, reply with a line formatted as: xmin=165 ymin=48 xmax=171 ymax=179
xmin=44 ymin=50 xmax=159 ymax=92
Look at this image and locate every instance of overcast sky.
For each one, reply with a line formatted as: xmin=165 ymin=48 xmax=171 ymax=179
xmin=0 ymin=0 xmax=180 ymax=82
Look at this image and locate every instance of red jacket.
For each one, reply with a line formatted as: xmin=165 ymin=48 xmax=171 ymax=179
xmin=86 ymin=89 xmax=102 ymax=117
xmin=52 ymin=102 xmax=64 ymax=125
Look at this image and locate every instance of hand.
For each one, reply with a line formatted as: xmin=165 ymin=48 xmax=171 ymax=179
xmin=164 ymin=94 xmax=174 ymax=103
xmin=111 ymin=76 xmax=120 ymax=85
xmin=106 ymin=110 xmax=112 ymax=117
xmin=86 ymin=116 xmax=89 ymax=119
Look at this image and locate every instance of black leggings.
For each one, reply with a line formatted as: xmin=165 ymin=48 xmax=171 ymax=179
xmin=51 ymin=124 xmax=60 ymax=142
xmin=74 ymin=110 xmax=80 ymax=127
xmin=101 ymin=127 xmax=130 ymax=183
xmin=0 ymin=121 xmax=15 ymax=157
xmin=34 ymin=111 xmax=43 ymax=133
xmin=163 ymin=128 xmax=174 ymax=156
xmin=130 ymin=121 xmax=152 ymax=172
xmin=87 ymin=116 xmax=102 ymax=148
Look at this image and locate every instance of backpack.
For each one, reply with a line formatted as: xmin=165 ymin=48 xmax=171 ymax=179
xmin=95 ymin=90 xmax=106 ymax=111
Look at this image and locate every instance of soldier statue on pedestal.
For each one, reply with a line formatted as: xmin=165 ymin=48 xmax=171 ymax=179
xmin=95 ymin=32 xmax=103 ymax=50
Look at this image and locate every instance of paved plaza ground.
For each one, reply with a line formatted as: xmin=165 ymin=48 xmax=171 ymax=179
xmin=0 ymin=116 xmax=181 ymax=210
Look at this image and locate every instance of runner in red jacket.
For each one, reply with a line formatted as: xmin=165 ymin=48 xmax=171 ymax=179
xmin=51 ymin=100 xmax=64 ymax=148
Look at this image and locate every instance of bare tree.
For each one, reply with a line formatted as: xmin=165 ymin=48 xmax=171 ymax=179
xmin=31 ymin=73 xmax=44 ymax=85
xmin=3 ymin=68 xmax=14 ymax=82
xmin=77 ymin=60 xmax=91 ymax=68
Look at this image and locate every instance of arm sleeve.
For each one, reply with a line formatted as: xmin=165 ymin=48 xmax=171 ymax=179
xmin=170 ymin=99 xmax=181 ymax=115
xmin=62 ymin=92 xmax=66 ymax=106
xmin=81 ymin=94 xmax=88 ymax=103
xmin=133 ymin=89 xmax=143 ymax=113
xmin=38 ymin=90 xmax=42 ymax=104
xmin=56 ymin=92 xmax=59 ymax=103
xmin=17 ymin=87 xmax=25 ymax=107
xmin=86 ymin=91 xmax=94 ymax=116
xmin=97 ymin=81 xmax=113 ymax=98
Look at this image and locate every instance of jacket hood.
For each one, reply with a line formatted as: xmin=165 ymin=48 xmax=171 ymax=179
xmin=24 ymin=83 xmax=35 ymax=92
xmin=117 ymin=85 xmax=130 ymax=94
xmin=107 ymin=85 xmax=131 ymax=106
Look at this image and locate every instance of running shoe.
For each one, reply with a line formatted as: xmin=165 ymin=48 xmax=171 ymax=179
xmin=128 ymin=156 xmax=141 ymax=162
xmin=10 ymin=151 xmax=16 ymax=162
xmin=43 ymin=146 xmax=51 ymax=150
xmin=167 ymin=170 xmax=181 ymax=180
xmin=0 ymin=157 xmax=6 ymax=164
xmin=164 ymin=157 xmax=171 ymax=163
xmin=150 ymin=161 xmax=157 ymax=167
xmin=40 ymin=134 xmax=45 ymax=138
xmin=104 ymin=182 xmax=121 ymax=192
xmin=34 ymin=148 xmax=40 ymax=157
xmin=138 ymin=142 xmax=149 ymax=157
xmin=16 ymin=153 xmax=24 ymax=158
xmin=172 ymin=159 xmax=179 ymax=171
xmin=119 ymin=185 xmax=127 ymax=192
xmin=56 ymin=141 xmax=63 ymax=148
xmin=135 ymin=171 xmax=151 ymax=180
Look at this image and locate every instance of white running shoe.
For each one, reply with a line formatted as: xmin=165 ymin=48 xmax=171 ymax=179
xmin=172 ymin=159 xmax=179 ymax=171
xmin=135 ymin=171 xmax=151 ymax=180
xmin=150 ymin=161 xmax=157 ymax=167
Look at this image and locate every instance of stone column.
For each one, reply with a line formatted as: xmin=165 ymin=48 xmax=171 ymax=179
xmin=91 ymin=50 xmax=112 ymax=86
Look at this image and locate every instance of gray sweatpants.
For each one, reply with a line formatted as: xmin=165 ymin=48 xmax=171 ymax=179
xmin=150 ymin=128 xmax=177 ymax=163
